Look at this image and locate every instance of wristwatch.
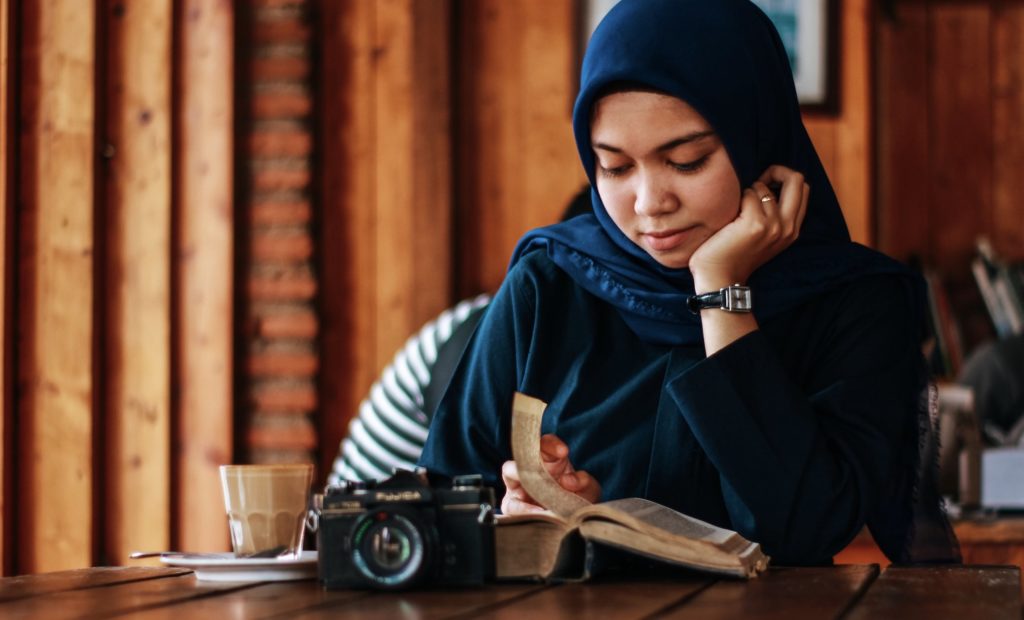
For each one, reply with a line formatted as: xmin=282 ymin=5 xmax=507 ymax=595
xmin=687 ymin=284 xmax=752 ymax=314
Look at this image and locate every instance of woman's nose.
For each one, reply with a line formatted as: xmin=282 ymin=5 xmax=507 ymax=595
xmin=634 ymin=172 xmax=679 ymax=216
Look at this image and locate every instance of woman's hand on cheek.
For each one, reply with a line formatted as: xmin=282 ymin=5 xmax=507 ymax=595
xmin=499 ymin=434 xmax=602 ymax=515
xmin=688 ymin=165 xmax=809 ymax=291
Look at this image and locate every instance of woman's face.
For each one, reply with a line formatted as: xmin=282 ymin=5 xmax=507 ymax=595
xmin=590 ymin=91 xmax=741 ymax=269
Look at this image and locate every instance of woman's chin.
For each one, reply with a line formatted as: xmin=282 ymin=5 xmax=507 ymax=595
xmin=647 ymin=251 xmax=691 ymax=270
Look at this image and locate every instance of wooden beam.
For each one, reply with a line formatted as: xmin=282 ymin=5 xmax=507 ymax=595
xmin=0 ymin=0 xmax=10 ymax=577
xmin=315 ymin=0 xmax=455 ymax=480
xmin=175 ymin=0 xmax=233 ymax=552
xmin=374 ymin=0 xmax=452 ymax=363
xmin=313 ymin=0 xmax=378 ymax=481
xmin=17 ymin=0 xmax=96 ymax=573
xmin=455 ymin=0 xmax=583 ymax=297
xmin=874 ymin=2 xmax=929 ymax=261
xmin=928 ymin=4 xmax=992 ymax=272
xmin=101 ymin=0 xmax=172 ymax=566
xmin=992 ymin=3 xmax=1024 ymax=261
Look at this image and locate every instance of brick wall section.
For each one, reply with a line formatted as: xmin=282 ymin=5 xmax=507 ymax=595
xmin=240 ymin=0 xmax=318 ymax=464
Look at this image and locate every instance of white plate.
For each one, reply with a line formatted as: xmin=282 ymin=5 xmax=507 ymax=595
xmin=160 ymin=550 xmax=318 ymax=582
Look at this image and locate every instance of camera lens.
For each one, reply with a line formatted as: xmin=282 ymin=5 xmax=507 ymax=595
xmin=351 ymin=511 xmax=431 ymax=588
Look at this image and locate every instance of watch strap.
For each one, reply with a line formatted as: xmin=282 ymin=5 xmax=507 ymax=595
xmin=687 ymin=284 xmax=752 ymax=314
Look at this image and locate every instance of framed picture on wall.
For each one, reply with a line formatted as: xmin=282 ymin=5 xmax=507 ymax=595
xmin=750 ymin=0 xmax=840 ymax=113
xmin=580 ymin=0 xmax=840 ymax=114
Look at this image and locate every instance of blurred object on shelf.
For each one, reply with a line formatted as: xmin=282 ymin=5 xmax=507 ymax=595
xmin=937 ymin=383 xmax=980 ymax=509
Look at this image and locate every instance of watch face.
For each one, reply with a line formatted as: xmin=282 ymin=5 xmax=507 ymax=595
xmin=724 ymin=287 xmax=752 ymax=312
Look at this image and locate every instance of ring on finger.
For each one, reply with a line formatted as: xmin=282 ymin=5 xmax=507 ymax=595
xmin=760 ymin=194 xmax=773 ymax=203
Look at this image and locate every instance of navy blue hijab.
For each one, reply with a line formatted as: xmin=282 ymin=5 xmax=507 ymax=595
xmin=510 ymin=0 xmax=922 ymax=347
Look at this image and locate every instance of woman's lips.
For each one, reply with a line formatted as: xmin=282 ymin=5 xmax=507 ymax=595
xmin=641 ymin=227 xmax=693 ymax=252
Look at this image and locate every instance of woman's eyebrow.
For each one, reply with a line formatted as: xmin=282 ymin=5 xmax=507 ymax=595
xmin=593 ymin=130 xmax=716 ymax=153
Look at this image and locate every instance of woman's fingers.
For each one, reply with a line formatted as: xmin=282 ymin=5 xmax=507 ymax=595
xmin=503 ymin=441 xmax=602 ymax=512
xmin=539 ymin=434 xmax=569 ymax=462
xmin=500 ymin=460 xmax=546 ymax=514
xmin=539 ymin=433 xmax=574 ymax=479
xmin=501 ymin=494 xmax=547 ymax=515
xmin=753 ymin=168 xmax=806 ymax=245
xmin=757 ymin=164 xmax=803 ymax=189
xmin=501 ymin=459 xmax=522 ymax=489
xmin=560 ymin=469 xmax=602 ymax=503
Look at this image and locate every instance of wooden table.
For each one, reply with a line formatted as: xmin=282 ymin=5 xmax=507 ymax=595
xmin=0 ymin=564 xmax=1019 ymax=619
xmin=836 ymin=517 xmax=1024 ymax=591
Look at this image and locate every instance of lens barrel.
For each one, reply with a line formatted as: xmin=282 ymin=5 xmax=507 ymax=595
xmin=351 ymin=510 xmax=432 ymax=588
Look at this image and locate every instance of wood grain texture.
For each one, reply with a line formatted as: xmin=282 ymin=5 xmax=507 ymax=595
xmin=479 ymin=580 xmax=711 ymax=620
xmin=175 ymin=0 xmax=234 ymax=552
xmin=0 ymin=0 xmax=9 ymax=578
xmin=455 ymin=0 xmax=584 ymax=298
xmin=659 ymin=566 xmax=878 ymax=619
xmin=874 ymin=2 xmax=930 ymax=262
xmin=313 ymin=0 xmax=378 ymax=481
xmin=16 ymin=0 xmax=96 ymax=574
xmin=955 ymin=518 xmax=1024 ymax=544
xmin=269 ymin=583 xmax=542 ymax=619
xmin=0 ymin=571 xmax=248 ymax=619
xmin=0 ymin=566 xmax=1019 ymax=618
xmin=374 ymin=0 xmax=452 ymax=371
xmin=847 ymin=565 xmax=1021 ymax=620
xmin=130 ymin=580 xmax=371 ymax=619
xmin=992 ymin=3 xmax=1024 ymax=261
xmin=101 ymin=0 xmax=172 ymax=567
xmin=314 ymin=0 xmax=454 ymax=480
xmin=928 ymin=4 xmax=992 ymax=273
xmin=0 ymin=567 xmax=190 ymax=604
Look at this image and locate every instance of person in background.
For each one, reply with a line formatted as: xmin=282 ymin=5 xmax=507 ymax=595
xmin=419 ymin=0 xmax=959 ymax=565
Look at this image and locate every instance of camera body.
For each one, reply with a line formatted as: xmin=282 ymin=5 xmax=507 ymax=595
xmin=315 ymin=469 xmax=495 ymax=589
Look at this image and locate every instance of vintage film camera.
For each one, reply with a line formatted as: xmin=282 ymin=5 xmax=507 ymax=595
xmin=314 ymin=469 xmax=495 ymax=589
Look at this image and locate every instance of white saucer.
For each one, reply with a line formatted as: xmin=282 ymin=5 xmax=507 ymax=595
xmin=161 ymin=550 xmax=318 ymax=582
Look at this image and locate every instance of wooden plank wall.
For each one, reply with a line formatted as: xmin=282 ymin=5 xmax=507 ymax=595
xmin=455 ymin=0 xmax=586 ymax=297
xmin=875 ymin=0 xmax=1024 ymax=351
xmin=17 ymin=0 xmax=96 ymax=574
xmin=0 ymin=0 xmax=9 ymax=577
xmin=174 ymin=0 xmax=234 ymax=554
xmin=877 ymin=0 xmax=1024 ymax=267
xmin=315 ymin=0 xmax=453 ymax=478
xmin=1 ymin=1 xmax=234 ymax=574
xmin=101 ymin=0 xmax=172 ymax=567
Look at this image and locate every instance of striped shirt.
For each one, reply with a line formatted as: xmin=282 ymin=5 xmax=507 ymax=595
xmin=329 ymin=295 xmax=491 ymax=484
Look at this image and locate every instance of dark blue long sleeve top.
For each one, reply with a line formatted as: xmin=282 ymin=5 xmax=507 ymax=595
xmin=419 ymin=251 xmax=922 ymax=565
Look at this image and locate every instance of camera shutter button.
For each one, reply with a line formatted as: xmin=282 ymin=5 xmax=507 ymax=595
xmin=452 ymin=474 xmax=483 ymax=489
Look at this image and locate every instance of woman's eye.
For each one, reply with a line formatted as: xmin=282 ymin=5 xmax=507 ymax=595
xmin=598 ymin=163 xmax=631 ymax=177
xmin=670 ymin=155 xmax=710 ymax=173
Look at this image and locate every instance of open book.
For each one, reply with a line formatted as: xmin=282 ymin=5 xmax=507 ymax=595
xmin=495 ymin=392 xmax=770 ymax=581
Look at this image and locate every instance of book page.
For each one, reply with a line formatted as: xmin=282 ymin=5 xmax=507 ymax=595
xmin=495 ymin=511 xmax=566 ymax=527
xmin=511 ymin=393 xmax=592 ymax=518
xmin=578 ymin=521 xmax=766 ymax=578
xmin=581 ymin=498 xmax=736 ymax=546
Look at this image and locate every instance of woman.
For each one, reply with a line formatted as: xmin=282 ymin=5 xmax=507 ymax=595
xmin=419 ymin=0 xmax=958 ymax=565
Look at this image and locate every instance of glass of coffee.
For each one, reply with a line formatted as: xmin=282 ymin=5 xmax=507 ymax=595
xmin=219 ymin=464 xmax=314 ymax=559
